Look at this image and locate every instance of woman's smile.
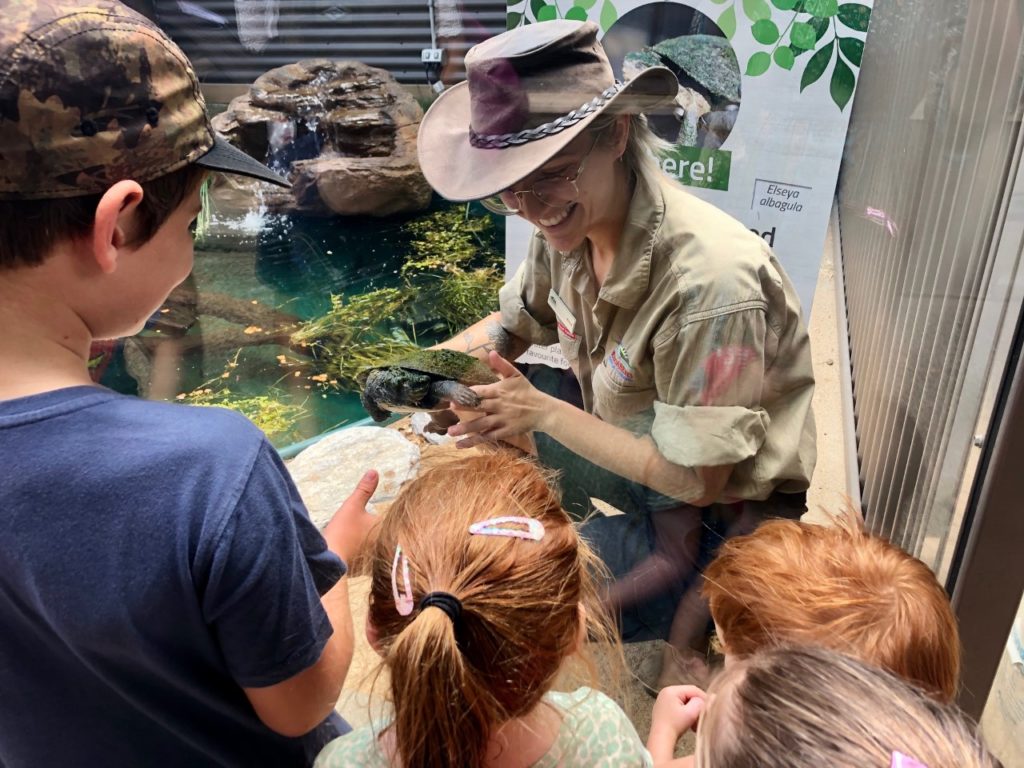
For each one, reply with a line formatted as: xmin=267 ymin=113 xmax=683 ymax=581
xmin=537 ymin=202 xmax=577 ymax=229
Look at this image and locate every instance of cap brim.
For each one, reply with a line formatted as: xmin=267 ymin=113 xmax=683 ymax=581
xmin=196 ymin=134 xmax=291 ymax=188
xmin=418 ymin=65 xmax=678 ymax=202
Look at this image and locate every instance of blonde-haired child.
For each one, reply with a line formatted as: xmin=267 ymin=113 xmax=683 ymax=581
xmin=694 ymin=646 xmax=997 ymax=768
xmin=316 ymin=451 xmax=651 ymax=767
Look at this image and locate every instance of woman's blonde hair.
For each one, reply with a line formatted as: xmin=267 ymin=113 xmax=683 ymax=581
xmin=366 ymin=450 xmax=617 ymax=768
xmin=696 ymin=646 xmax=998 ymax=768
xmin=588 ymin=112 xmax=673 ymax=190
xmin=702 ymin=510 xmax=961 ymax=702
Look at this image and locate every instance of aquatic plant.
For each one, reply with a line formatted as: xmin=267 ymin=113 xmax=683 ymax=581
xmin=401 ymin=207 xmax=501 ymax=276
xmin=290 ymin=289 xmax=420 ymax=386
xmin=437 ymin=267 xmax=504 ymax=332
xmin=177 ymin=385 xmax=309 ymax=441
xmin=401 ymin=206 xmax=503 ymax=333
xmin=292 ymin=288 xmax=413 ymax=349
xmin=318 ymin=332 xmax=421 ymax=388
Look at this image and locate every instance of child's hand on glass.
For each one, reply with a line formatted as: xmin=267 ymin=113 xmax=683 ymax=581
xmin=647 ymin=685 xmax=706 ymax=766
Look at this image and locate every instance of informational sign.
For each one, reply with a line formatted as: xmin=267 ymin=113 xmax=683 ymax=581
xmin=504 ymin=0 xmax=873 ymax=317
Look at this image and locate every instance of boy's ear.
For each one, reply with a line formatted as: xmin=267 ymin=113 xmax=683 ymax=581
xmin=91 ymin=180 xmax=144 ymax=274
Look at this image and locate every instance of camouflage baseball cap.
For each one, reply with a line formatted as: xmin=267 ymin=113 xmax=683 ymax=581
xmin=0 ymin=0 xmax=288 ymax=200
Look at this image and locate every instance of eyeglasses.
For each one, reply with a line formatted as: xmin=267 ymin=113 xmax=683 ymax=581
xmin=480 ymin=132 xmax=602 ymax=216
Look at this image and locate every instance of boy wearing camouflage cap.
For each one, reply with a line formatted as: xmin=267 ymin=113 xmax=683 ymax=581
xmin=0 ymin=2 xmax=375 ymax=765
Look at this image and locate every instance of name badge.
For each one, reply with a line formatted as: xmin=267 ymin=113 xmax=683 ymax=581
xmin=548 ymin=289 xmax=577 ymax=338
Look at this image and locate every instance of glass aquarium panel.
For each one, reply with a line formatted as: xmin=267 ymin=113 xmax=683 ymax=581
xmin=92 ymin=183 xmax=504 ymax=453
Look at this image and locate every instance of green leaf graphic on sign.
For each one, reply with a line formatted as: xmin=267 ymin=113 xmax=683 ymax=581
xmin=791 ymin=21 xmax=816 ymax=50
xmin=742 ymin=0 xmax=772 ymax=22
xmin=709 ymin=0 xmax=730 ymax=4
xmin=537 ymin=4 xmax=558 ymax=21
xmin=746 ymin=51 xmax=772 ymax=76
xmin=508 ymin=11 xmax=523 ymax=27
xmin=774 ymin=46 xmax=795 ymax=69
xmin=801 ymin=40 xmax=834 ymax=91
xmin=795 ymin=16 xmax=828 ymax=55
xmin=830 ymin=55 xmax=855 ymax=109
xmin=599 ymin=0 xmax=618 ymax=31
xmin=565 ymin=6 xmax=589 ymax=20
xmin=751 ymin=19 xmax=780 ymax=44
xmin=772 ymin=0 xmax=799 ymax=8
xmin=718 ymin=5 xmax=737 ymax=38
xmin=804 ymin=0 xmax=839 ymax=17
xmin=838 ymin=36 xmax=863 ymax=65
xmin=837 ymin=3 xmax=871 ymax=31
xmin=530 ymin=0 xmax=547 ymax=19
xmin=574 ymin=0 xmax=598 ymax=8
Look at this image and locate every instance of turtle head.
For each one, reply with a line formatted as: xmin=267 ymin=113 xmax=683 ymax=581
xmin=361 ymin=367 xmax=433 ymax=419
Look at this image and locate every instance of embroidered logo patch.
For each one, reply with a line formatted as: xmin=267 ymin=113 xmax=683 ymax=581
xmin=604 ymin=344 xmax=636 ymax=384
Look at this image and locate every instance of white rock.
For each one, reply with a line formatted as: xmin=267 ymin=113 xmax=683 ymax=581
xmin=410 ymin=411 xmax=456 ymax=445
xmin=288 ymin=427 xmax=420 ymax=527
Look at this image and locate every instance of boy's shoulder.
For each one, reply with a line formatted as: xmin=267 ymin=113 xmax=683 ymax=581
xmin=1 ymin=385 xmax=267 ymax=460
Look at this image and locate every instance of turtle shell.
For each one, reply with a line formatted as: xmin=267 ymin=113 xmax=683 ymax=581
xmin=651 ymin=34 xmax=741 ymax=103
xmin=365 ymin=349 xmax=497 ymax=386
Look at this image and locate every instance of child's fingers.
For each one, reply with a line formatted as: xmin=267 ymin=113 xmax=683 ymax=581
xmin=682 ymin=697 xmax=705 ymax=731
xmin=342 ymin=470 xmax=379 ymax=512
xmin=660 ymin=684 xmax=707 ymax=704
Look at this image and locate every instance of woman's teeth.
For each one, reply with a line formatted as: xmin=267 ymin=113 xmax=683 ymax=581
xmin=539 ymin=204 xmax=574 ymax=227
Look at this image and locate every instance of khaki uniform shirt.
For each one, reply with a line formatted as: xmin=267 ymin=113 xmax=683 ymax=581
xmin=499 ymin=173 xmax=816 ymax=501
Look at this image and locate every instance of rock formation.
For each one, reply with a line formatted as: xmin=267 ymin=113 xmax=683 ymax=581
xmin=211 ymin=59 xmax=433 ymax=216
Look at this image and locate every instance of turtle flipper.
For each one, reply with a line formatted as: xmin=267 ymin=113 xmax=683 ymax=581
xmin=431 ymin=380 xmax=481 ymax=409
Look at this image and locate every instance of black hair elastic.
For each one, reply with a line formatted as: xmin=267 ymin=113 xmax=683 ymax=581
xmin=419 ymin=591 xmax=462 ymax=624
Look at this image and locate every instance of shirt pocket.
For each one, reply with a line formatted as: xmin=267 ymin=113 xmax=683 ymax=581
xmin=593 ymin=345 xmax=656 ymax=427
xmin=557 ymin=321 xmax=582 ymax=361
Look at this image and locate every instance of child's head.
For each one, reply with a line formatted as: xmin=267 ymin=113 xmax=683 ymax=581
xmin=695 ymin=646 xmax=997 ymax=768
xmin=702 ymin=511 xmax=960 ymax=702
xmin=365 ymin=451 xmax=614 ymax=768
xmin=0 ymin=1 xmax=286 ymax=308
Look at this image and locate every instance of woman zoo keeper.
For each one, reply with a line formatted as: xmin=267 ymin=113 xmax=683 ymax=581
xmin=419 ymin=20 xmax=816 ymax=655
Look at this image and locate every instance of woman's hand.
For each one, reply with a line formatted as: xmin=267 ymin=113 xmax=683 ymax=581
xmin=447 ymin=351 xmax=552 ymax=448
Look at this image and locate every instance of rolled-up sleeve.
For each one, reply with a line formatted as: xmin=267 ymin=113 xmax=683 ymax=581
xmin=651 ymin=304 xmax=772 ymax=468
xmin=499 ymin=238 xmax=559 ymax=346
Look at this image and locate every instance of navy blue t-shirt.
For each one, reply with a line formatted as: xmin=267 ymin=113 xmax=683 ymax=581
xmin=0 ymin=386 xmax=348 ymax=766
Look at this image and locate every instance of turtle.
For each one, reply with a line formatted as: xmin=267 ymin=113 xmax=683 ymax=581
xmin=358 ymin=349 xmax=499 ymax=424
xmin=623 ymin=34 xmax=741 ymax=147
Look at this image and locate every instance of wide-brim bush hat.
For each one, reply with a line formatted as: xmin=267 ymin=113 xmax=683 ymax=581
xmin=418 ymin=20 xmax=677 ymax=202
xmin=0 ymin=0 xmax=288 ymax=200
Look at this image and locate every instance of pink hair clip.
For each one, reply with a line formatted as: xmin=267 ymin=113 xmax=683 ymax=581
xmin=891 ymin=751 xmax=927 ymax=768
xmin=391 ymin=544 xmax=414 ymax=616
xmin=468 ymin=516 xmax=545 ymax=541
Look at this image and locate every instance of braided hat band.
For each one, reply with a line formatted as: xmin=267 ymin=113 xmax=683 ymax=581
xmin=468 ymin=82 xmax=625 ymax=150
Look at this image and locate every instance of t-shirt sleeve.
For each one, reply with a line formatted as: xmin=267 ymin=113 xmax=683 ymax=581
xmin=200 ymin=441 xmax=346 ymax=688
xmin=498 ymin=236 xmax=559 ymax=346
xmin=651 ymin=305 xmax=773 ymax=468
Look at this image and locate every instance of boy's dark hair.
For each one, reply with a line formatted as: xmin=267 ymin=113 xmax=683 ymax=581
xmin=0 ymin=163 xmax=207 ymax=270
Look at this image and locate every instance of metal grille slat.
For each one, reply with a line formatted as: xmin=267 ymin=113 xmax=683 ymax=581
xmin=839 ymin=0 xmax=1024 ymax=564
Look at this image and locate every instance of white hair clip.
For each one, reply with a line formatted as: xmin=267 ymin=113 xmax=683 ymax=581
xmin=468 ymin=516 xmax=545 ymax=541
xmin=391 ymin=544 xmax=414 ymax=616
